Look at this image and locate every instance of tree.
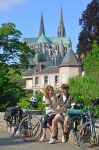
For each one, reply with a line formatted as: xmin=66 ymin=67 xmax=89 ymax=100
xmin=77 ymin=0 xmax=99 ymax=57
xmin=84 ymin=40 xmax=99 ymax=82
xmin=0 ymin=23 xmax=35 ymax=68
xmin=0 ymin=23 xmax=35 ymax=109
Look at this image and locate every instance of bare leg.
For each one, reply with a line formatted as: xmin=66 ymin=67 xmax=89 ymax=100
xmin=51 ymin=114 xmax=61 ymax=137
xmin=39 ymin=128 xmax=47 ymax=142
xmin=42 ymin=128 xmax=46 ymax=138
xmin=64 ymin=115 xmax=69 ymax=133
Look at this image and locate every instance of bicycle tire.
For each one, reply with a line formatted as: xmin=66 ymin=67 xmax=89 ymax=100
xmin=76 ymin=122 xmax=97 ymax=150
xmin=19 ymin=115 xmax=42 ymax=142
xmin=6 ymin=121 xmax=17 ymax=137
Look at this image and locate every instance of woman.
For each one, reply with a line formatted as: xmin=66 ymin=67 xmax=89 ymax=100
xmin=39 ymin=85 xmax=56 ymax=142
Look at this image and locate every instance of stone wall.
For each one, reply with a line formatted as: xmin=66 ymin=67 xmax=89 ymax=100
xmin=0 ymin=112 xmax=99 ymax=144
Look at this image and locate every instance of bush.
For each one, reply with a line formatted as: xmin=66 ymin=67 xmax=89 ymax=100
xmin=35 ymin=92 xmax=45 ymax=114
xmin=68 ymin=76 xmax=99 ymax=117
xmin=17 ymin=91 xmax=45 ymax=114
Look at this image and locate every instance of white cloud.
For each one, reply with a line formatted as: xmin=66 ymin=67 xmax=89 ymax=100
xmin=0 ymin=0 xmax=26 ymax=10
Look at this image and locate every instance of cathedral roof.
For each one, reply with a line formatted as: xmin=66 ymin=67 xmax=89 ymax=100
xmin=60 ymin=49 xmax=82 ymax=67
xmin=24 ymin=38 xmax=38 ymax=43
xmin=49 ymin=37 xmax=70 ymax=45
xmin=24 ymin=36 xmax=70 ymax=45
xmin=35 ymin=66 xmax=59 ymax=74
xmin=37 ymin=33 xmax=51 ymax=44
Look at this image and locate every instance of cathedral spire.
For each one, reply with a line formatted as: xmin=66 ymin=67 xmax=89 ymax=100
xmin=60 ymin=7 xmax=63 ymax=24
xmin=57 ymin=7 xmax=66 ymax=37
xmin=39 ymin=13 xmax=45 ymax=37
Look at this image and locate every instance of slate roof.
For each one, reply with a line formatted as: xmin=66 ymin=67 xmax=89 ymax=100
xmin=60 ymin=49 xmax=81 ymax=67
xmin=36 ymin=66 xmax=59 ymax=75
xmin=22 ymin=69 xmax=35 ymax=78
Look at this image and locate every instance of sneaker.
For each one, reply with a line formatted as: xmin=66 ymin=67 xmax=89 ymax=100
xmin=62 ymin=134 xmax=68 ymax=143
xmin=39 ymin=136 xmax=46 ymax=142
xmin=49 ymin=138 xmax=56 ymax=144
xmin=50 ymin=134 xmax=52 ymax=141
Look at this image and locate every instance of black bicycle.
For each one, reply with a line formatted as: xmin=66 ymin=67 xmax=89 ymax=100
xmin=76 ymin=98 xmax=99 ymax=150
xmin=4 ymin=105 xmax=23 ymax=137
xmin=4 ymin=100 xmax=42 ymax=142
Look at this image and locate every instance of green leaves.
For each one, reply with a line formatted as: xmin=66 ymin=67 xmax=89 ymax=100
xmin=0 ymin=22 xmax=35 ymax=110
xmin=84 ymin=41 xmax=99 ymax=82
xmin=68 ymin=76 xmax=99 ymax=117
xmin=0 ymin=23 xmax=35 ymax=67
xmin=69 ymin=41 xmax=99 ymax=117
xmin=77 ymin=0 xmax=99 ymax=56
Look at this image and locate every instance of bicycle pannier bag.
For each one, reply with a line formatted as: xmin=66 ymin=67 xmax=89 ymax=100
xmin=4 ymin=106 xmax=18 ymax=122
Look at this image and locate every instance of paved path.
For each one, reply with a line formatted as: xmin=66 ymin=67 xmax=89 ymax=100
xmin=0 ymin=132 xmax=99 ymax=150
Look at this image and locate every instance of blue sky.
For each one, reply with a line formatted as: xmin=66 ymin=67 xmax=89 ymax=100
xmin=0 ymin=0 xmax=91 ymax=52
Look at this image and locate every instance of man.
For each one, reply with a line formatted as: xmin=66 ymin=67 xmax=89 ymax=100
xmin=49 ymin=84 xmax=75 ymax=144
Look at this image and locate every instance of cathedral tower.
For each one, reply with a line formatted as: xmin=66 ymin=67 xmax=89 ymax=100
xmin=57 ymin=7 xmax=66 ymax=37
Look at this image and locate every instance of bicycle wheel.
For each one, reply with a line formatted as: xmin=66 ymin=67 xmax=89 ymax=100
xmin=77 ymin=122 xmax=97 ymax=150
xmin=6 ymin=121 xmax=16 ymax=137
xmin=19 ymin=115 xmax=42 ymax=142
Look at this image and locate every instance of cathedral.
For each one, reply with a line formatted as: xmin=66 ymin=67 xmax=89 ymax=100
xmin=23 ymin=8 xmax=82 ymax=91
xmin=24 ymin=8 xmax=72 ymax=66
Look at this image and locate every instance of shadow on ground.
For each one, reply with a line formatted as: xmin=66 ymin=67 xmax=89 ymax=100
xmin=0 ymin=134 xmax=27 ymax=147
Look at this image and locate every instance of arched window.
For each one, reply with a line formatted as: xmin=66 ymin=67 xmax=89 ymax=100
xmin=64 ymin=47 xmax=67 ymax=55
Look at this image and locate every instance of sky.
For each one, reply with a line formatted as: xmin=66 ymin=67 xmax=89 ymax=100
xmin=0 ymin=0 xmax=92 ymax=52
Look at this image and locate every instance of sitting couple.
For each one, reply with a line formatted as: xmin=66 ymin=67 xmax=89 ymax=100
xmin=39 ymin=84 xmax=75 ymax=144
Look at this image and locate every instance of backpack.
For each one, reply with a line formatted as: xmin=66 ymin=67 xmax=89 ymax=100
xmin=4 ymin=106 xmax=18 ymax=122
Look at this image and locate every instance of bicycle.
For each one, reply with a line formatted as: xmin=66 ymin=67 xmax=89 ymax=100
xmin=4 ymin=100 xmax=42 ymax=142
xmin=76 ymin=98 xmax=99 ymax=150
xmin=4 ymin=105 xmax=23 ymax=137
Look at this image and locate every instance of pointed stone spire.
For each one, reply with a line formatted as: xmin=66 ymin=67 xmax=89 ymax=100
xmin=39 ymin=13 xmax=45 ymax=37
xmin=57 ymin=7 xmax=66 ymax=37
xmin=60 ymin=7 xmax=63 ymax=24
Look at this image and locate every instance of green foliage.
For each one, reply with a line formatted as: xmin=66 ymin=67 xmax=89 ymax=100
xmin=77 ymin=0 xmax=99 ymax=56
xmin=69 ymin=41 xmax=99 ymax=117
xmin=17 ymin=91 xmax=45 ymax=114
xmin=35 ymin=92 xmax=45 ymax=114
xmin=0 ymin=23 xmax=35 ymax=67
xmin=17 ymin=92 xmax=31 ymax=109
xmin=68 ymin=76 xmax=99 ymax=117
xmin=0 ymin=64 xmax=22 ymax=110
xmin=0 ymin=23 xmax=35 ymax=109
xmin=84 ymin=41 xmax=99 ymax=82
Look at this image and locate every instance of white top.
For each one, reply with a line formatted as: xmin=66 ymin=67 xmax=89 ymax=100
xmin=63 ymin=94 xmax=67 ymax=103
xmin=43 ymin=96 xmax=55 ymax=114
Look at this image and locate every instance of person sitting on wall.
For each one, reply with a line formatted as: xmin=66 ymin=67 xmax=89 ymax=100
xmin=39 ymin=85 xmax=57 ymax=142
xmin=49 ymin=84 xmax=75 ymax=144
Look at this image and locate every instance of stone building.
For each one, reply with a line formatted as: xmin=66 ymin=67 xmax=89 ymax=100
xmin=24 ymin=8 xmax=71 ymax=66
xmin=23 ymin=49 xmax=82 ymax=91
xmin=23 ymin=8 xmax=82 ymax=91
